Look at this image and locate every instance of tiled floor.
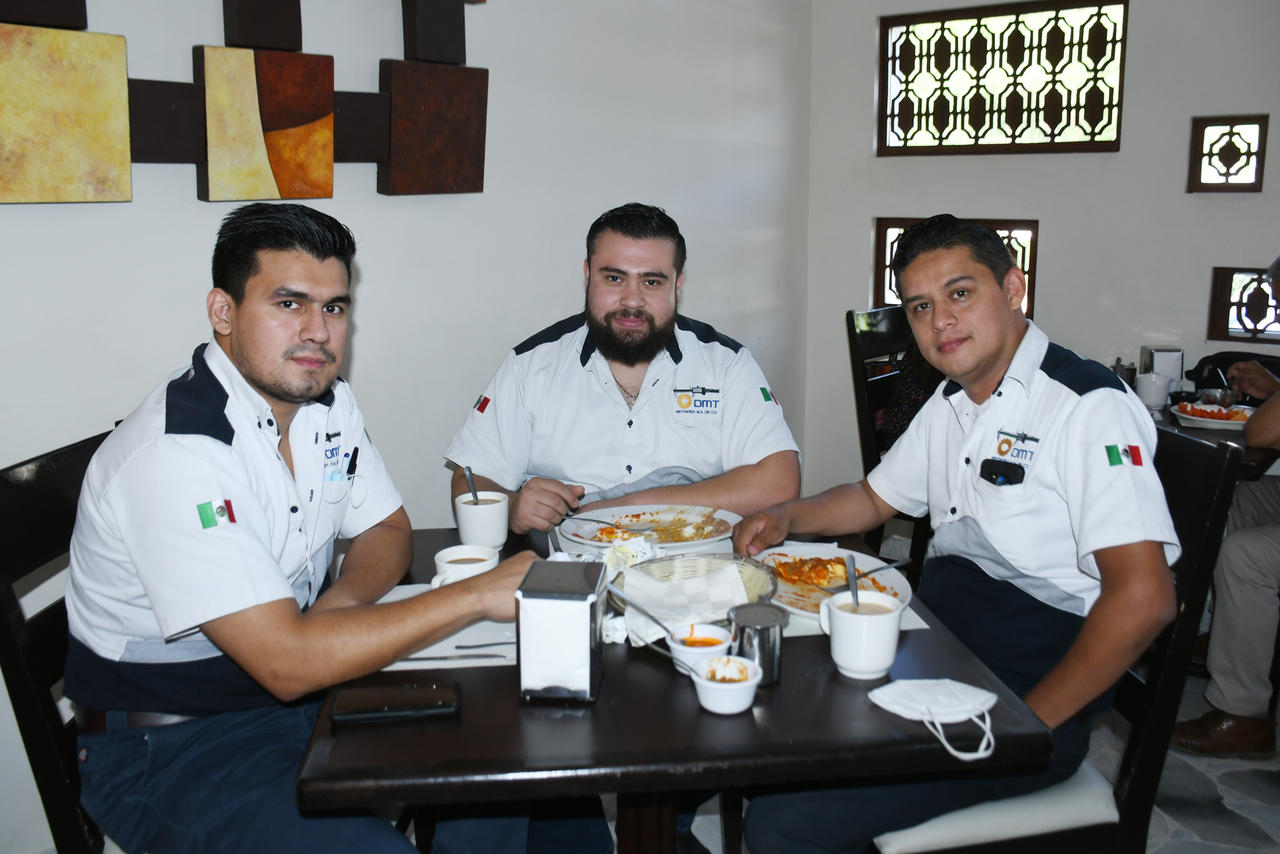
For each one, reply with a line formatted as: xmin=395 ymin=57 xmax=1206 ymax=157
xmin=671 ymin=677 xmax=1280 ymax=854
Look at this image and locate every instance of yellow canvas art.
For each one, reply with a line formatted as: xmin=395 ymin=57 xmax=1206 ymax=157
xmin=0 ymin=24 xmax=131 ymax=203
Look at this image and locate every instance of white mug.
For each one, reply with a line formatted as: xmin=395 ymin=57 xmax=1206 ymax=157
xmin=1134 ymin=372 xmax=1169 ymax=409
xmin=432 ymin=544 xmax=499 ymax=588
xmin=819 ymin=590 xmax=902 ymax=680
xmin=454 ymin=491 xmax=509 ymax=548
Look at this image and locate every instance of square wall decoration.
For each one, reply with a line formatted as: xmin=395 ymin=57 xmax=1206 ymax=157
xmin=1187 ymin=115 xmax=1268 ymax=193
xmin=197 ymin=45 xmax=334 ymax=201
xmin=379 ymin=59 xmax=488 ymax=195
xmin=0 ymin=23 xmax=131 ymax=203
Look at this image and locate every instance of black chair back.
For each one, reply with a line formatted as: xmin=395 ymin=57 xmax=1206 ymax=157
xmin=1 ymin=431 xmax=110 ymax=854
xmin=1107 ymin=428 xmax=1240 ymax=850
xmin=845 ymin=307 xmax=934 ymax=584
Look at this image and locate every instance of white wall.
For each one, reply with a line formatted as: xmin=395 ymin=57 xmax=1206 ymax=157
xmin=0 ymin=2 xmax=812 ymax=850
xmin=802 ymin=0 xmax=1280 ymax=493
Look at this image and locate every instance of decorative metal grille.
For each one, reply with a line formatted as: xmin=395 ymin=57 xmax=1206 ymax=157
xmin=873 ymin=218 xmax=1038 ymax=316
xmin=1207 ymin=267 xmax=1280 ymax=344
xmin=1186 ymin=115 xmax=1269 ymax=193
xmin=878 ymin=1 xmax=1128 ymax=155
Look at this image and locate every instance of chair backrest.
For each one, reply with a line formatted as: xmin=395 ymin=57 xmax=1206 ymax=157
xmin=1 ymin=431 xmax=110 ymax=854
xmin=846 ymin=307 xmax=914 ymax=479
xmin=1110 ymin=427 xmax=1240 ymax=850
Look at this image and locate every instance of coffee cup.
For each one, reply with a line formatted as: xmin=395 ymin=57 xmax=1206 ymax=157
xmin=432 ymin=544 xmax=499 ymax=588
xmin=454 ymin=490 xmax=509 ymax=548
xmin=1135 ymin=372 xmax=1169 ymax=410
xmin=819 ymin=590 xmax=902 ymax=680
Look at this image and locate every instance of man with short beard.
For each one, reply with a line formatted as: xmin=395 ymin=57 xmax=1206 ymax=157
xmin=65 ymin=203 xmax=534 ymax=854
xmin=445 ymin=202 xmax=800 ymax=536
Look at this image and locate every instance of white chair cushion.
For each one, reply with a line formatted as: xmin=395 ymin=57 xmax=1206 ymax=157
xmin=873 ymin=761 xmax=1119 ymax=854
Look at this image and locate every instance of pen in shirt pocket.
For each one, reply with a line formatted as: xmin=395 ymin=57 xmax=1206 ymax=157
xmin=346 ymin=447 xmax=359 ymax=477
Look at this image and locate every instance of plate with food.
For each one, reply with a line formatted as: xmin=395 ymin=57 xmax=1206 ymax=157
xmin=755 ymin=544 xmax=911 ymax=617
xmin=1171 ymin=402 xmax=1254 ymax=431
xmin=558 ymin=504 xmax=741 ymax=548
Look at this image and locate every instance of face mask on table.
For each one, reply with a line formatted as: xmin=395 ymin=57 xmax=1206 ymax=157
xmin=869 ymin=679 xmax=998 ymax=761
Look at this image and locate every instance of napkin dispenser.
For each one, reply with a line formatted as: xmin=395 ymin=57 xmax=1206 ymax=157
xmin=1140 ymin=346 xmax=1183 ymax=385
xmin=516 ymin=560 xmax=606 ymax=702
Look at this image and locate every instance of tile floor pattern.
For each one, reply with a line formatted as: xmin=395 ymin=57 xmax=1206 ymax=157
xmin=622 ymin=674 xmax=1280 ymax=853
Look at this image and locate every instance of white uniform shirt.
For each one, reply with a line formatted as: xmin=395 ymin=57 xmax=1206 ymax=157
xmin=66 ymin=343 xmax=402 ymax=705
xmin=444 ymin=314 xmax=799 ymax=497
xmin=868 ymin=322 xmax=1180 ymax=616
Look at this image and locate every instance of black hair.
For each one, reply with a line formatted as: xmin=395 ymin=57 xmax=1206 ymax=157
xmin=585 ymin=202 xmax=686 ymax=275
xmin=211 ymin=203 xmax=356 ymax=303
xmin=890 ymin=214 xmax=1014 ymax=295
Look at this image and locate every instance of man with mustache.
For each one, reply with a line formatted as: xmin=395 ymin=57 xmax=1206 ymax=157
xmin=65 ymin=203 xmax=533 ymax=853
xmin=733 ymin=215 xmax=1179 ymax=852
xmin=445 ymin=202 xmax=801 ymax=536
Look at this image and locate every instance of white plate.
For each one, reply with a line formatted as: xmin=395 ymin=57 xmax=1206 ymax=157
xmin=1171 ymin=403 xmax=1253 ymax=432
xmin=755 ymin=544 xmax=912 ymax=617
xmin=558 ymin=504 xmax=742 ymax=548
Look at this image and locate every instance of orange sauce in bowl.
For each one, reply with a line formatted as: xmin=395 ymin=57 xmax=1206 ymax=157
xmin=679 ymin=636 xmax=724 ymax=647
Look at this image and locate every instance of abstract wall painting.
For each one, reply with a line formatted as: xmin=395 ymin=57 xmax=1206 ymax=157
xmin=197 ymin=45 xmax=333 ymax=201
xmin=379 ymin=59 xmax=488 ymax=195
xmin=0 ymin=23 xmax=131 ymax=203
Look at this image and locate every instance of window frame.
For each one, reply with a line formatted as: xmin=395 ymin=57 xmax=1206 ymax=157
xmin=1185 ymin=114 xmax=1269 ymax=193
xmin=872 ymin=217 xmax=1038 ymax=318
xmin=1206 ymin=266 xmax=1280 ymax=345
xmin=877 ymin=0 xmax=1129 ymax=157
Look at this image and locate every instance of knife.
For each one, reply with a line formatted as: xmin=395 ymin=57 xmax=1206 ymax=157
xmin=402 ymin=652 xmax=509 ymax=662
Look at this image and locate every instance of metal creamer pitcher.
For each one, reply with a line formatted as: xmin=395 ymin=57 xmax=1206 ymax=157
xmin=728 ymin=602 xmax=788 ymax=686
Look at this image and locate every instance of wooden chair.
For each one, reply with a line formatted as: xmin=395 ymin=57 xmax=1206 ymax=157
xmin=846 ymin=307 xmax=935 ymax=587
xmin=1 ymin=431 xmax=111 ymax=854
xmin=873 ymin=428 xmax=1242 ymax=854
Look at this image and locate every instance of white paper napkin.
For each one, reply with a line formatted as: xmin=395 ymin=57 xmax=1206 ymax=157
xmin=620 ymin=562 xmax=749 ymax=645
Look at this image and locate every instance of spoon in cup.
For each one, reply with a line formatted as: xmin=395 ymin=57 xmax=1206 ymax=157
xmin=462 ymin=465 xmax=481 ymax=504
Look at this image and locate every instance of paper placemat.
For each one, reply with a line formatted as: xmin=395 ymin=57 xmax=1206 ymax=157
xmin=378 ymin=584 xmax=517 ymax=670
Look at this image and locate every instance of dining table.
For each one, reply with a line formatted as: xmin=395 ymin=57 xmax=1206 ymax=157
xmin=1157 ymin=408 xmax=1279 ymax=480
xmin=296 ymin=528 xmax=1053 ymax=853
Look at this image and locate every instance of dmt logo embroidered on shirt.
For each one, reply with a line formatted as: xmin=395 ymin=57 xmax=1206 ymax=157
xmin=1105 ymin=444 xmax=1143 ymax=467
xmin=674 ymin=386 xmax=721 ymax=416
xmin=197 ymin=499 xmax=236 ymax=529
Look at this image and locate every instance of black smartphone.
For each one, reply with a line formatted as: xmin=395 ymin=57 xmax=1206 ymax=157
xmin=330 ymin=682 xmax=460 ymax=726
xmin=979 ymin=458 xmax=1025 ymax=486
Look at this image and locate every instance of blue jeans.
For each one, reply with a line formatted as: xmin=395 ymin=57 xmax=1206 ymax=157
xmin=77 ymin=702 xmax=416 ymax=854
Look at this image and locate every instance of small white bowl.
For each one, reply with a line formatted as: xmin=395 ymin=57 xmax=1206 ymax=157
xmin=667 ymin=623 xmax=732 ymax=674
xmin=690 ymin=654 xmax=762 ymax=714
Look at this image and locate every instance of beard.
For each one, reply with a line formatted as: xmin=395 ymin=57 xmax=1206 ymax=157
xmin=234 ymin=341 xmax=340 ymax=405
xmin=586 ymin=305 xmax=677 ymax=367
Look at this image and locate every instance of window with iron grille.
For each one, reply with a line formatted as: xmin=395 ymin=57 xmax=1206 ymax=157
xmin=878 ymin=1 xmax=1128 ymax=155
xmin=1186 ymin=115 xmax=1269 ymax=193
xmin=873 ymin=217 xmax=1038 ymax=316
xmin=1207 ymin=267 xmax=1280 ymax=344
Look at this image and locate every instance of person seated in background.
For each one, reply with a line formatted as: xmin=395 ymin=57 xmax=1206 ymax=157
xmin=732 ymin=214 xmax=1179 ymax=852
xmin=1172 ymin=261 xmax=1280 ymax=759
xmin=444 ymin=202 xmax=801 ymax=535
xmin=65 ymin=203 xmax=535 ymax=854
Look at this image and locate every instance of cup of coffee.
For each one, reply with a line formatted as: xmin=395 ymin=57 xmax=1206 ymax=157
xmin=454 ymin=491 xmax=509 ymax=548
xmin=1135 ymin=372 xmax=1169 ymax=410
xmin=818 ymin=590 xmax=902 ymax=680
xmin=432 ymin=544 xmax=500 ymax=588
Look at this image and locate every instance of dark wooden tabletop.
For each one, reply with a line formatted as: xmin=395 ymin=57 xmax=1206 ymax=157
xmin=1157 ymin=414 xmax=1278 ymax=480
xmin=299 ymin=529 xmax=1052 ymax=850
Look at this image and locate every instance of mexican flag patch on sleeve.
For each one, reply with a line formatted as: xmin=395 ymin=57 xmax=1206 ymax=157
xmin=197 ymin=499 xmax=237 ymax=529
